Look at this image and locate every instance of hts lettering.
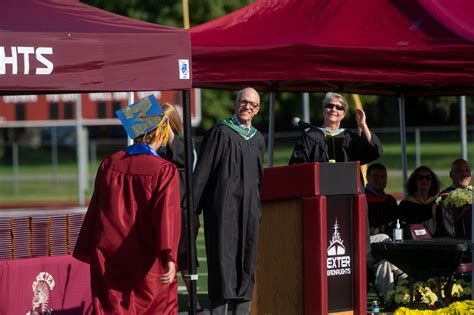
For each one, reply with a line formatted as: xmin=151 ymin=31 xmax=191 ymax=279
xmin=0 ymin=46 xmax=53 ymax=75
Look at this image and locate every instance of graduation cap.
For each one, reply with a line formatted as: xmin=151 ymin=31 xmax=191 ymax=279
xmin=115 ymin=95 xmax=165 ymax=139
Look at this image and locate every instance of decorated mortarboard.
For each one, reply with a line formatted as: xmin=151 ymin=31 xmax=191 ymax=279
xmin=115 ymin=95 xmax=164 ymax=139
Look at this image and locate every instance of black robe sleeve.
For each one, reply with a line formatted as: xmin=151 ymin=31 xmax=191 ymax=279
xmin=289 ymin=130 xmax=323 ymax=164
xmin=349 ymin=130 xmax=383 ymax=165
xmin=193 ymin=127 xmax=225 ymax=214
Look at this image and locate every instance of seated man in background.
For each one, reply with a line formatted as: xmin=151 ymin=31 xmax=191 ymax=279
xmin=366 ymin=163 xmax=404 ymax=300
xmin=434 ymin=158 xmax=472 ymax=238
xmin=365 ymin=163 xmax=399 ymax=235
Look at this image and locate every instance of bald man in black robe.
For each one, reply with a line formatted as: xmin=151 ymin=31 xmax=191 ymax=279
xmin=194 ymin=87 xmax=265 ymax=315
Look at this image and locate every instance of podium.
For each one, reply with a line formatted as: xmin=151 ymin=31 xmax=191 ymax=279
xmin=251 ymin=162 xmax=366 ymax=315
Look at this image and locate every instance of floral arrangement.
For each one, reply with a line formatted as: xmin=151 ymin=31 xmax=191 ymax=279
xmin=386 ymin=278 xmax=471 ymax=311
xmin=394 ymin=300 xmax=474 ymax=314
xmin=443 ymin=188 xmax=472 ymax=209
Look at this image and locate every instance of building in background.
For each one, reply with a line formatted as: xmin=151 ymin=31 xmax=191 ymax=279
xmin=0 ymin=90 xmax=201 ymax=125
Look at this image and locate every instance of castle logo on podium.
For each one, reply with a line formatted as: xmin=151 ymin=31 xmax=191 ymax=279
xmin=327 ymin=219 xmax=351 ymax=277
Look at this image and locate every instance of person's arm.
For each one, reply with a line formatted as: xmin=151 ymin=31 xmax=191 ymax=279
xmin=355 ymin=108 xmax=373 ymax=145
xmin=351 ymin=109 xmax=383 ymax=164
xmin=151 ymin=162 xmax=181 ymax=272
xmin=72 ymin=161 xmax=106 ymax=264
xmin=289 ymin=132 xmax=314 ymax=164
xmin=160 ymin=259 xmax=176 ymax=285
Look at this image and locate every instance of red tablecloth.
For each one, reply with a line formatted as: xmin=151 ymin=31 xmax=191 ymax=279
xmin=0 ymin=255 xmax=92 ymax=314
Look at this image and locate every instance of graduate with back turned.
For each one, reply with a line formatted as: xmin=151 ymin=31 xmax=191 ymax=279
xmin=73 ymin=95 xmax=181 ymax=314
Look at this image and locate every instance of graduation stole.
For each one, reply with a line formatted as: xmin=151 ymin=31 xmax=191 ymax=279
xmin=218 ymin=117 xmax=257 ymax=140
xmin=317 ymin=127 xmax=345 ymax=137
xmin=404 ymin=195 xmax=437 ymax=205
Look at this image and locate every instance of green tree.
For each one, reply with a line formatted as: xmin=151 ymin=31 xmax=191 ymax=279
xmin=82 ymin=0 xmax=253 ymax=28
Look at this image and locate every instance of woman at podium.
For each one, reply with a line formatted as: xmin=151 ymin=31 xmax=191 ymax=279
xmin=289 ymin=92 xmax=382 ymax=165
xmin=288 ymin=92 xmax=382 ymax=268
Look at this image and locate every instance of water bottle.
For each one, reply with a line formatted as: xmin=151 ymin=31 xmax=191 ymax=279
xmin=393 ymin=219 xmax=403 ymax=242
xmin=371 ymin=300 xmax=380 ymax=314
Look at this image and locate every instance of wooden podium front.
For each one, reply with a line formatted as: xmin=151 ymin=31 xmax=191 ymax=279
xmin=251 ymin=162 xmax=366 ymax=315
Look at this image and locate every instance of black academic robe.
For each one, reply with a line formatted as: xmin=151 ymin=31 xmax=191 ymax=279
xmin=399 ymin=196 xmax=436 ymax=224
xmin=158 ymin=137 xmax=198 ymax=271
xmin=365 ymin=188 xmax=400 ymax=236
xmin=193 ymin=124 xmax=265 ymax=302
xmin=289 ymin=128 xmax=382 ymax=165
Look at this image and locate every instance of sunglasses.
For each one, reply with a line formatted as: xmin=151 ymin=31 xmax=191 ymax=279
xmin=324 ymin=103 xmax=345 ymax=111
xmin=417 ymin=175 xmax=433 ymax=181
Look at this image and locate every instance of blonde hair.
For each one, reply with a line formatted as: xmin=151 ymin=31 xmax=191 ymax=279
xmin=161 ymin=102 xmax=183 ymax=135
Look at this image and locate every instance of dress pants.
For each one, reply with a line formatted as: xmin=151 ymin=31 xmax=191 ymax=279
xmin=211 ymin=299 xmax=251 ymax=315
xmin=370 ymin=233 xmax=404 ymax=299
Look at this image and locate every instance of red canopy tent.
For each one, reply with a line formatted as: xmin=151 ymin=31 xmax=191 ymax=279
xmin=419 ymin=0 xmax=474 ymax=42
xmin=0 ymin=0 xmax=191 ymax=92
xmin=0 ymin=3 xmax=198 ymax=313
xmin=191 ymin=0 xmax=474 ymax=96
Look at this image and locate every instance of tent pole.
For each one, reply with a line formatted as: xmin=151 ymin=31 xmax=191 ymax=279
xmin=127 ymin=92 xmax=134 ymax=146
xmin=75 ymin=94 xmax=87 ymax=206
xmin=182 ymin=0 xmax=190 ymax=29
xmin=351 ymin=94 xmax=368 ymax=183
xmin=460 ymin=96 xmax=467 ymax=160
xmin=398 ymin=94 xmax=408 ymax=195
xmin=303 ymin=92 xmax=310 ymax=122
xmin=469 ymin=96 xmax=474 ymax=298
xmin=267 ymin=92 xmax=276 ymax=167
xmin=182 ymin=89 xmax=198 ymax=315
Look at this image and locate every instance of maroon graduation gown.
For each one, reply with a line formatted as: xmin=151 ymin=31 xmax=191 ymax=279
xmin=73 ymin=149 xmax=181 ymax=314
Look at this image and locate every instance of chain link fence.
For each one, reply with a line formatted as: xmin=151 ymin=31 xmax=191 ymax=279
xmin=0 ymin=125 xmax=472 ymax=204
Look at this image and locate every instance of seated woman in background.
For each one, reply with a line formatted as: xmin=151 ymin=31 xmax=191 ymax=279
xmin=399 ymin=166 xmax=441 ymax=234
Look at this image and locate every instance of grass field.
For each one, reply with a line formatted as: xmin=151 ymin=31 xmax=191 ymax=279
xmin=177 ymin=221 xmax=211 ymax=311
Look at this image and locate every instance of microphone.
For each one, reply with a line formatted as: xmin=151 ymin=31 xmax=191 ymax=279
xmin=292 ymin=117 xmax=312 ymax=129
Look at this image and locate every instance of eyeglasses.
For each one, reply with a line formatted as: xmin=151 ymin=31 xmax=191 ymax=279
xmin=417 ymin=175 xmax=433 ymax=181
xmin=324 ymin=103 xmax=345 ymax=111
xmin=238 ymin=99 xmax=259 ymax=109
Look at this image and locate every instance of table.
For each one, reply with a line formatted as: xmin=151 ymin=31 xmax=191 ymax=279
xmin=371 ymin=238 xmax=470 ymax=280
xmin=0 ymin=255 xmax=92 ymax=314
xmin=371 ymin=238 xmax=471 ymax=306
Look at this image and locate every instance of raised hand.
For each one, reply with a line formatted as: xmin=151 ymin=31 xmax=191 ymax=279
xmin=355 ymin=108 xmax=366 ymax=128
